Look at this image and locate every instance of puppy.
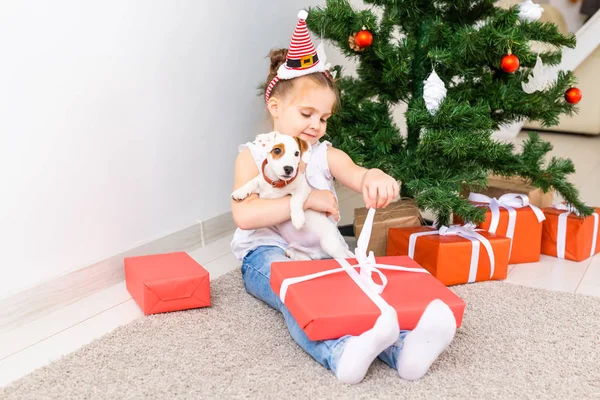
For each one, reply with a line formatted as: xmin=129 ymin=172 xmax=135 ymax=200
xmin=231 ymin=132 xmax=354 ymax=260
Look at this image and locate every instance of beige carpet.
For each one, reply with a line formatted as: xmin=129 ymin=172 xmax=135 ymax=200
xmin=2 ymin=269 xmax=600 ymax=400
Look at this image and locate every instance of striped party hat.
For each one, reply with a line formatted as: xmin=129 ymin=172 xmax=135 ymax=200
xmin=265 ymin=10 xmax=328 ymax=103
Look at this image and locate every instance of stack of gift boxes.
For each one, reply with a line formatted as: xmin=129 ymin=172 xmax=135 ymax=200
xmin=118 ymin=176 xmax=599 ymax=345
xmin=386 ymin=176 xmax=600 ymax=286
xmin=267 ymin=176 xmax=600 ymax=341
xmin=271 ymin=179 xmax=598 ymax=340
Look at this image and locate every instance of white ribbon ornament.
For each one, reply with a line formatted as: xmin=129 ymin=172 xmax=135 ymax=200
xmin=279 ymin=208 xmax=430 ymax=316
xmin=467 ymin=193 xmax=546 ymax=258
xmin=408 ymin=224 xmax=495 ymax=283
xmin=552 ymin=203 xmax=599 ymax=259
xmin=518 ymin=0 xmax=544 ymax=22
xmin=423 ymin=69 xmax=447 ymax=115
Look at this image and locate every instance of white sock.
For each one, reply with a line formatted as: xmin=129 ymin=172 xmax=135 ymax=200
xmin=335 ymin=306 xmax=400 ymax=385
xmin=396 ymin=299 xmax=457 ymax=381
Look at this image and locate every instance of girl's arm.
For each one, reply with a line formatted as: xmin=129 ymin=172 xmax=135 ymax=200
xmin=327 ymin=147 xmax=399 ymax=209
xmin=231 ymin=148 xmax=339 ymax=230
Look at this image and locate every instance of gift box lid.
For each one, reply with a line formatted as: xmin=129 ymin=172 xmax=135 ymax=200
xmin=125 ymin=252 xmax=209 ymax=301
xmin=470 ymin=200 xmax=537 ymax=212
xmin=462 ymin=175 xmax=554 ymax=209
xmin=542 ymin=206 xmax=600 ymax=219
xmin=389 ymin=225 xmax=508 ymax=245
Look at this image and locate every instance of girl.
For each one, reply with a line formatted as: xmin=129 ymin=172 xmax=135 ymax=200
xmin=230 ymin=11 xmax=457 ymax=385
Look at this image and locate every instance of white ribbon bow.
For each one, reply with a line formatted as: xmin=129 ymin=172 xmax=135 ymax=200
xmin=407 ymin=223 xmax=495 ymax=283
xmin=467 ymin=192 xmax=546 ymax=258
xmin=278 ymin=208 xmax=430 ymax=315
xmin=552 ymin=203 xmax=598 ymax=259
xmin=552 ymin=202 xmax=580 ymax=216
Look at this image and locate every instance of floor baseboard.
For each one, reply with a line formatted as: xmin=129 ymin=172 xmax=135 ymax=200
xmin=0 ymin=187 xmax=362 ymax=334
xmin=0 ymin=212 xmax=236 ymax=334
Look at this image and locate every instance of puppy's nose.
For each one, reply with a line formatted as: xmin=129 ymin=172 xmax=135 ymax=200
xmin=283 ymin=166 xmax=294 ymax=175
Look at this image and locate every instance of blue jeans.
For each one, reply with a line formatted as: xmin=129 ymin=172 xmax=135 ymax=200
xmin=240 ymin=245 xmax=410 ymax=374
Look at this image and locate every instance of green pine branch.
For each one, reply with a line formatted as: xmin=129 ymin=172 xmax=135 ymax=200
xmin=300 ymin=0 xmax=592 ymax=224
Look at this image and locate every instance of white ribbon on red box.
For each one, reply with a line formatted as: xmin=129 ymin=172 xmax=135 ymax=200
xmin=552 ymin=203 xmax=599 ymax=259
xmin=278 ymin=208 xmax=430 ymax=316
xmin=467 ymin=192 xmax=546 ymax=258
xmin=407 ymin=224 xmax=495 ymax=283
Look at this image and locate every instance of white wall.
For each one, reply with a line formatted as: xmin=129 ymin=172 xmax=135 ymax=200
xmin=0 ymin=0 xmax=352 ymax=299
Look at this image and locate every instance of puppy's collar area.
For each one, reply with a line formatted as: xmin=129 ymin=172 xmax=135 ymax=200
xmin=261 ymin=158 xmax=299 ymax=188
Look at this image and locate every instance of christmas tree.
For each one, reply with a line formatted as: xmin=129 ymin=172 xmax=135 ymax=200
xmin=305 ymin=0 xmax=592 ymax=226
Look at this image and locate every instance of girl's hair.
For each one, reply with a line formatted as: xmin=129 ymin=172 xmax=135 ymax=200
xmin=265 ymin=48 xmax=339 ymax=110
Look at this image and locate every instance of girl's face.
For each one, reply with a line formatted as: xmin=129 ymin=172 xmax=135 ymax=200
xmin=268 ymin=77 xmax=336 ymax=146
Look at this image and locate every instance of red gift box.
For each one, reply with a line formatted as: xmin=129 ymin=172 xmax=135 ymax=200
xmin=125 ymin=252 xmax=210 ymax=315
xmin=541 ymin=205 xmax=600 ymax=261
xmin=386 ymin=225 xmax=510 ymax=286
xmin=270 ymin=255 xmax=466 ymax=341
xmin=455 ymin=193 xmax=546 ymax=264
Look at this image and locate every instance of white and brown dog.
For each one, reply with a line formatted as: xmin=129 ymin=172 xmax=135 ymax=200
xmin=231 ymin=132 xmax=354 ymax=260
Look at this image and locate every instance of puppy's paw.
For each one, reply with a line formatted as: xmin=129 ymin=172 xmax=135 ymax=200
xmin=231 ymin=188 xmax=250 ymax=201
xmin=285 ymin=249 xmax=312 ymax=260
xmin=291 ymin=211 xmax=306 ymax=230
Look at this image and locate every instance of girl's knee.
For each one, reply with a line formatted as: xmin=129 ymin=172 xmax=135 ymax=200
xmin=242 ymin=246 xmax=287 ymax=280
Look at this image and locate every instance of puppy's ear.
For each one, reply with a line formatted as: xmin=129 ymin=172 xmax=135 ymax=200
xmin=295 ymin=137 xmax=312 ymax=164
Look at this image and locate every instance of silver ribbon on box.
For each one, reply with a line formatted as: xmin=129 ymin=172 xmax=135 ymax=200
xmin=552 ymin=203 xmax=599 ymax=259
xmin=467 ymin=193 xmax=546 ymax=258
xmin=407 ymin=224 xmax=495 ymax=284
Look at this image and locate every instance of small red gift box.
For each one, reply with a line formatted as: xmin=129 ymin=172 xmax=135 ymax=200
xmin=541 ymin=205 xmax=600 ymax=261
xmin=455 ymin=193 xmax=546 ymax=264
xmin=386 ymin=225 xmax=510 ymax=286
xmin=125 ymin=252 xmax=210 ymax=315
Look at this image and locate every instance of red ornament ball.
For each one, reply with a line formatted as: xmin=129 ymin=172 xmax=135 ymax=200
xmin=500 ymin=53 xmax=520 ymax=73
xmin=355 ymin=29 xmax=373 ymax=48
xmin=564 ymin=87 xmax=582 ymax=104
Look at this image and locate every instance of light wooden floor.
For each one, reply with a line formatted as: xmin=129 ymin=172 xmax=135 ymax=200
xmin=1 ymin=130 xmax=599 ymax=388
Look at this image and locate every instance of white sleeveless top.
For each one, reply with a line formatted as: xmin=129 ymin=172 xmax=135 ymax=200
xmin=230 ymin=138 xmax=340 ymax=260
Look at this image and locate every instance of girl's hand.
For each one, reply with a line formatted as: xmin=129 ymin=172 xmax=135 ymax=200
xmin=304 ymin=190 xmax=339 ymax=221
xmin=362 ymin=168 xmax=400 ymax=209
